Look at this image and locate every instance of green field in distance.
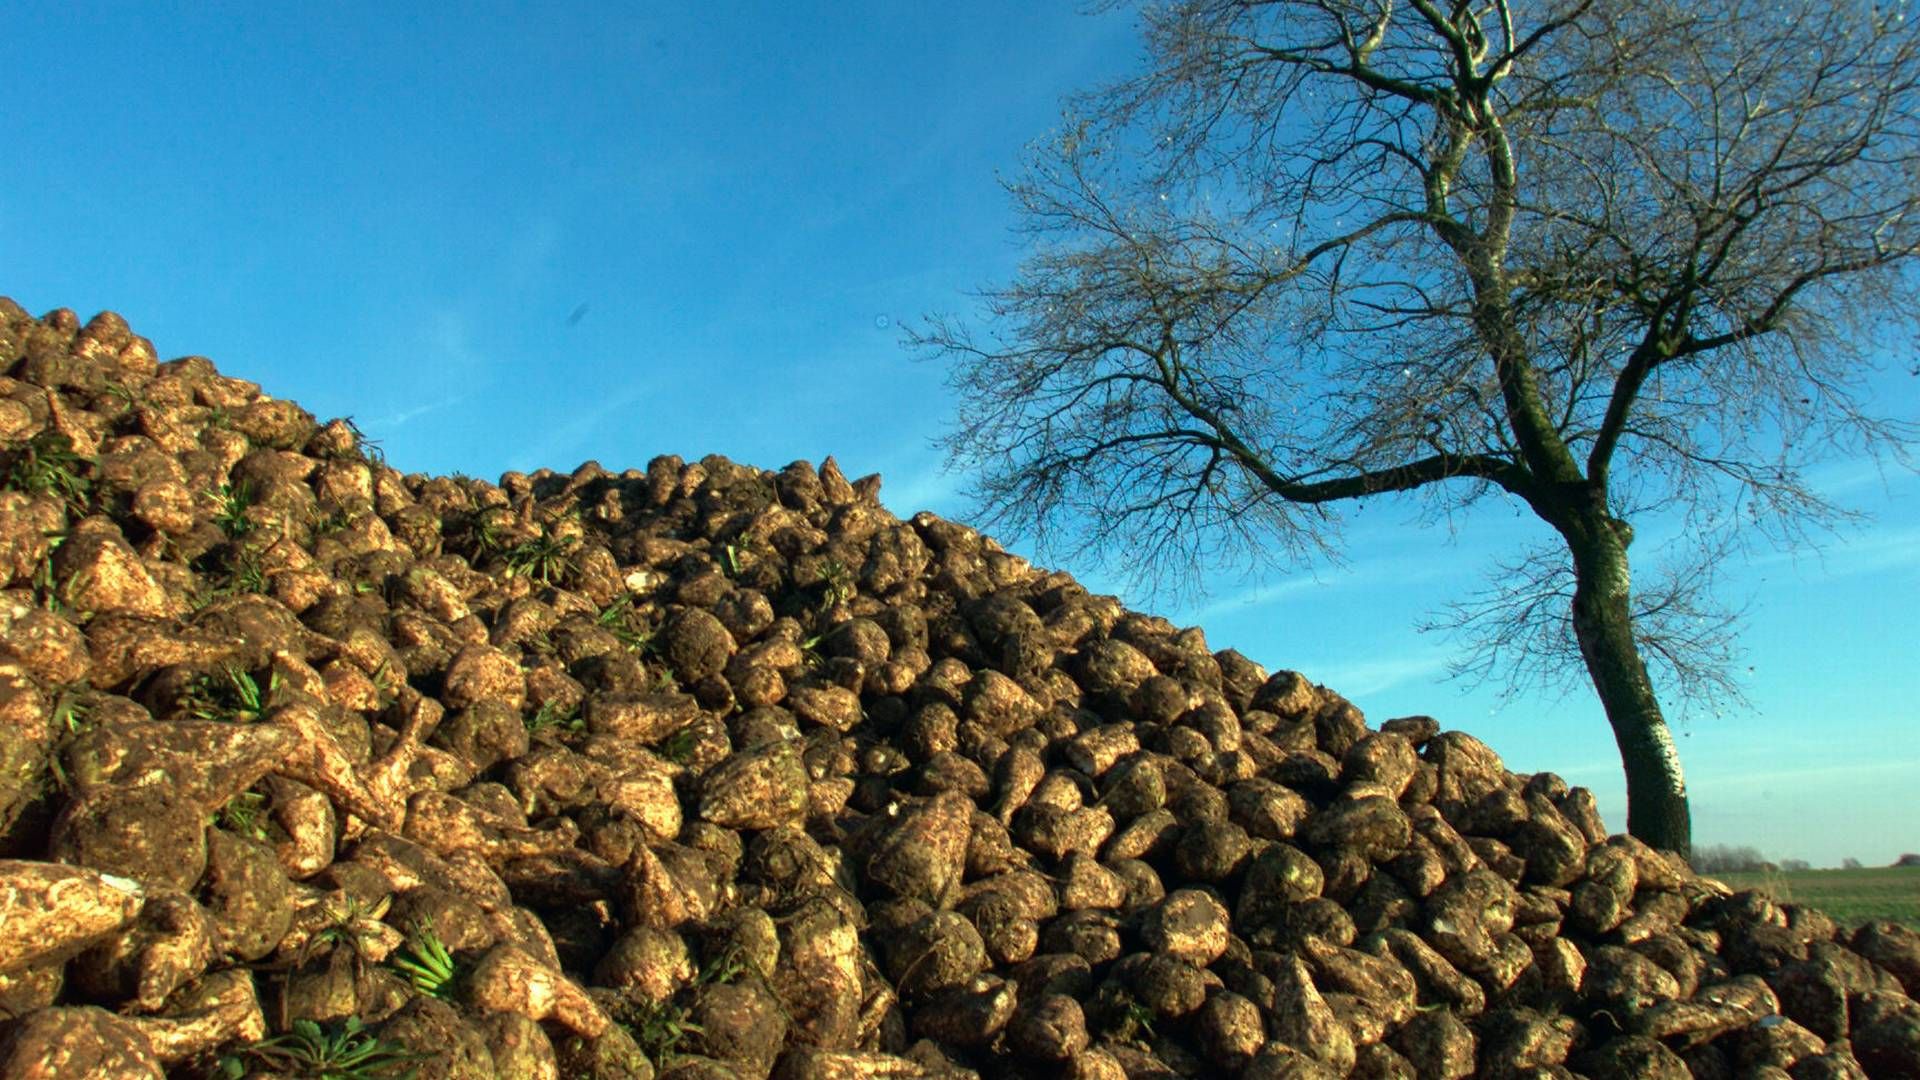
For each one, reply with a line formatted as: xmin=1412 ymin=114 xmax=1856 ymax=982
xmin=1713 ymin=866 xmax=1920 ymax=930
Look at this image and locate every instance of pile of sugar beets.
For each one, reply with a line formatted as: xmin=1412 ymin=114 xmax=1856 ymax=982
xmin=0 ymin=298 xmax=1915 ymax=1080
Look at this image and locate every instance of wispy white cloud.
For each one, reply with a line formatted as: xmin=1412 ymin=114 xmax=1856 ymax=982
xmin=507 ymin=381 xmax=660 ymax=474
xmin=1691 ymin=756 xmax=1920 ymax=793
xmin=1173 ymin=548 xmax=1463 ymax=624
xmin=1746 ymin=523 xmax=1920 ymax=579
xmin=1301 ymin=649 xmax=1452 ymax=698
xmin=1181 ymin=576 xmax=1340 ymax=622
xmin=424 ymin=309 xmax=485 ymax=372
xmin=369 ymin=394 xmax=466 ymax=430
xmin=353 ymin=310 xmax=491 ymax=455
xmin=1522 ymin=760 xmax=1626 ymax=785
xmin=1805 ymin=454 xmax=1920 ymax=499
xmin=1821 ymin=527 xmax=1920 ymax=576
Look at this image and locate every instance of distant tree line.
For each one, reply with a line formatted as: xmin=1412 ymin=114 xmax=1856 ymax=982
xmin=1692 ymin=846 xmax=1920 ymax=873
xmin=1689 ymin=844 xmax=1805 ymax=873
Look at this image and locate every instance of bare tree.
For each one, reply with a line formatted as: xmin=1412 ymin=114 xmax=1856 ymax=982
xmin=912 ymin=0 xmax=1920 ymax=856
xmin=1689 ymin=844 xmax=1772 ymax=874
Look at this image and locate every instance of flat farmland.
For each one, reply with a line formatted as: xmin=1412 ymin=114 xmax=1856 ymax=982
xmin=1714 ymin=866 xmax=1920 ymax=929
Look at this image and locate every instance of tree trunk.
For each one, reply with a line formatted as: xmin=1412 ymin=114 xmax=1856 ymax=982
xmin=1565 ymin=521 xmax=1693 ymax=858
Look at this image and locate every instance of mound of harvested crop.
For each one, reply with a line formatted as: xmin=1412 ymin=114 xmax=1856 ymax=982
xmin=0 ymin=298 xmax=1915 ymax=1079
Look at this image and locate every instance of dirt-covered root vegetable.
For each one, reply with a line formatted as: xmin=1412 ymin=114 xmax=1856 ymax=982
xmin=698 ymin=738 xmax=811 ymax=831
xmin=858 ymin=791 xmax=974 ymax=906
xmin=769 ymin=1046 xmax=931 ymax=1080
xmin=0 ymin=961 xmax=63 ymax=1018
xmin=1569 ymin=1034 xmax=1693 ymax=1079
xmin=707 ymin=906 xmax=781 ymax=984
xmin=1048 ymin=1045 xmax=1116 ymax=1080
xmin=119 ymin=968 xmax=265 ymax=1064
xmin=1631 ymin=973 xmax=1779 ymax=1042
xmin=1850 ymin=990 xmax=1920 ymax=1077
xmin=1368 ymin=928 xmax=1486 ymax=1016
xmin=880 ymin=909 xmax=988 ymax=1002
xmin=773 ymin=892 xmax=869 ymax=1048
xmin=1852 ymin=920 xmax=1920 ymax=998
xmin=200 ymin=828 xmax=295 ymax=963
xmin=360 ymin=688 xmax=445 ymax=813
xmin=1240 ymin=1043 xmax=1343 ymax=1080
xmin=263 ymin=689 xmax=438 ymax=837
xmin=476 ymin=1011 xmax=561 ymax=1080
xmin=593 ymin=924 xmax=696 ymax=1004
xmin=1474 ymin=1005 xmax=1582 ymax=1075
xmin=683 ymin=979 xmax=791 ymax=1077
xmin=909 ymin=975 xmax=1017 ymax=1048
xmin=379 ymin=995 xmax=500 ymax=1079
xmin=260 ymin=775 xmax=336 ymax=879
xmin=0 ymin=1005 xmax=164 ymax=1079
xmin=267 ymin=699 xmax=403 ymax=830
xmin=68 ymin=890 xmax=219 ymax=1013
xmin=273 ymin=888 xmax=403 ymax=966
xmin=1300 ymin=936 xmax=1418 ymax=1028
xmin=551 ymin=1014 xmax=656 ymax=1080
xmin=47 ymin=785 xmax=210 ymax=893
xmin=1265 ymin=952 xmax=1357 ymax=1075
xmin=1007 ymin=992 xmax=1088 ymax=1063
xmin=1390 ymin=1007 xmax=1478 ymax=1079
xmin=989 ymin=745 xmax=1045 ymax=825
xmin=465 ymin=941 xmax=609 ymax=1037
xmin=55 ymin=719 xmax=295 ymax=815
xmin=1138 ymin=887 xmax=1231 ymax=967
xmin=622 ymin=842 xmax=723 ymax=931
xmin=401 ymin=789 xmax=581 ymax=862
xmin=0 ymin=860 xmax=145 ymax=974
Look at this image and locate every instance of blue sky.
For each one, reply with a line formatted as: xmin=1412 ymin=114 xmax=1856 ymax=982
xmin=4 ymin=3 xmax=1914 ymax=867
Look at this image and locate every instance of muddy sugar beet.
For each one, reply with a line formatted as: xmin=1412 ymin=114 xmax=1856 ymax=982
xmin=0 ymin=298 xmax=1916 ymax=1079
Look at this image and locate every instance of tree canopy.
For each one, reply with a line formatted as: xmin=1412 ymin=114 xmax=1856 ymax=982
xmin=914 ymin=0 xmax=1920 ymax=855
